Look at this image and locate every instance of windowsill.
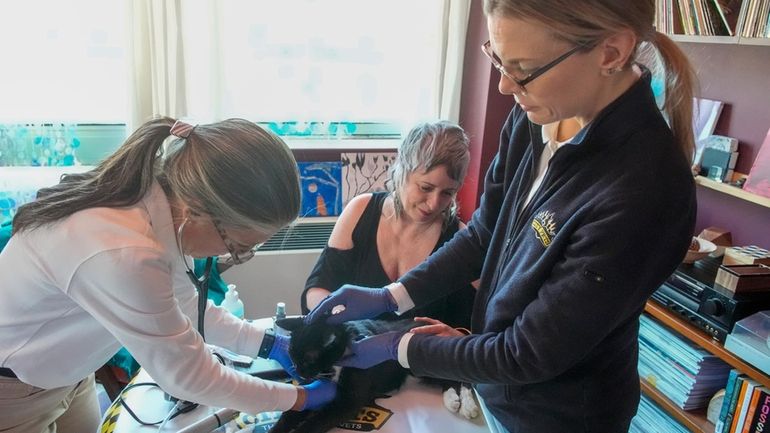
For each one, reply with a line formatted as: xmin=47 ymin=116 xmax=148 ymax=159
xmin=284 ymin=137 xmax=399 ymax=150
xmin=0 ymin=165 xmax=95 ymax=185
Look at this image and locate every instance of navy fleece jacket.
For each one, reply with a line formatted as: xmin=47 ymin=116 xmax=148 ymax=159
xmin=399 ymin=71 xmax=697 ymax=433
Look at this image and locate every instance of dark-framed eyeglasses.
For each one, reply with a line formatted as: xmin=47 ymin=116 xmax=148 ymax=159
xmin=212 ymin=219 xmax=264 ymax=265
xmin=481 ymin=40 xmax=589 ymax=94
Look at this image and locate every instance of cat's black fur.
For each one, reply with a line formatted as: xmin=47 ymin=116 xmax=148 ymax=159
xmin=269 ymin=317 xmax=421 ymax=433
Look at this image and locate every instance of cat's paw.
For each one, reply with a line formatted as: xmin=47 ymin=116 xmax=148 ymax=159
xmin=442 ymin=387 xmax=461 ymax=413
xmin=458 ymin=386 xmax=480 ymax=419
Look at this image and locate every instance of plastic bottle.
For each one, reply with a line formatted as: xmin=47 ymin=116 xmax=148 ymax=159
xmin=221 ymin=284 xmax=245 ymax=319
xmin=274 ymin=302 xmax=288 ymax=335
xmin=275 ymin=302 xmax=286 ymax=321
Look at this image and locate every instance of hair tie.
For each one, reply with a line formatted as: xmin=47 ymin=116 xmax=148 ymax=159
xmin=170 ymin=120 xmax=197 ymax=139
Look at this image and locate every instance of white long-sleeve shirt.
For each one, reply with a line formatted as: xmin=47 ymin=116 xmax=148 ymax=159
xmin=0 ymin=181 xmax=296 ymax=414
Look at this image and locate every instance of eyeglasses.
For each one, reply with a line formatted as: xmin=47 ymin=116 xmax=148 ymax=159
xmin=481 ymin=40 xmax=589 ymax=94
xmin=212 ymin=219 xmax=264 ymax=265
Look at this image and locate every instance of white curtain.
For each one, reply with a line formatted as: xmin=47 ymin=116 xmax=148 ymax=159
xmin=126 ymin=0 xmax=469 ymax=130
xmin=437 ymin=0 xmax=472 ymax=123
xmin=127 ymin=0 xmax=188 ymax=133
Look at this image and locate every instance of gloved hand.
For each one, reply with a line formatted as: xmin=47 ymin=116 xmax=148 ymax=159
xmin=305 ymin=284 xmax=398 ymax=325
xmin=336 ymin=331 xmax=405 ymax=369
xmin=299 ymin=379 xmax=337 ymax=410
xmin=267 ymin=334 xmax=301 ymax=381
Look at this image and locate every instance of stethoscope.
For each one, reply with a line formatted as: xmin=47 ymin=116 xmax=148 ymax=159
xmin=176 ymin=217 xmax=213 ymax=341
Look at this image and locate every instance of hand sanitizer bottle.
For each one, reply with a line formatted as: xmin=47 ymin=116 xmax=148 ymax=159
xmin=221 ymin=284 xmax=245 ymax=319
xmin=274 ymin=302 xmax=287 ymax=335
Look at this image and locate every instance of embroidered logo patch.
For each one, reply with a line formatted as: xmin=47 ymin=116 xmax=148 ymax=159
xmin=531 ymin=210 xmax=557 ymax=247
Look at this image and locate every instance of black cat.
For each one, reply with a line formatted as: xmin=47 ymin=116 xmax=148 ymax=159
xmin=269 ymin=317 xmax=478 ymax=433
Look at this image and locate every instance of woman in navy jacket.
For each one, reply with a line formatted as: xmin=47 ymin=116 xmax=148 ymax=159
xmin=307 ymin=1 xmax=698 ymax=432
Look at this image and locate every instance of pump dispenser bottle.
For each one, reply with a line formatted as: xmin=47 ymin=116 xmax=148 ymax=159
xmin=221 ymin=284 xmax=245 ymax=319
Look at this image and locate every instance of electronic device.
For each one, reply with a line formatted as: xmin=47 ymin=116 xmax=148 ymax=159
xmin=651 ymin=256 xmax=770 ymax=342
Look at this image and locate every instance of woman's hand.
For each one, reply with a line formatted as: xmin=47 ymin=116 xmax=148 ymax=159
xmin=305 ymin=285 xmax=397 ymax=324
xmin=411 ymin=317 xmax=465 ymax=337
xmin=266 ymin=334 xmax=302 ymax=381
xmin=293 ymin=379 xmax=337 ymax=411
xmin=335 ymin=331 xmax=404 ymax=369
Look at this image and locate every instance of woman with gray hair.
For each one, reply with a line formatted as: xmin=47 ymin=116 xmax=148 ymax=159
xmin=0 ymin=118 xmax=335 ymax=433
xmin=302 ymin=120 xmax=475 ymax=330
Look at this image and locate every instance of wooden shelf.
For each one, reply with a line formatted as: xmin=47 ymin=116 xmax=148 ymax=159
xmin=737 ymin=37 xmax=770 ymax=46
xmin=694 ymin=175 xmax=770 ymax=209
xmin=645 ymin=301 xmax=770 ymax=389
xmin=640 ymin=378 xmax=712 ymax=433
xmin=670 ymin=34 xmax=740 ymax=44
xmin=670 ymin=35 xmax=770 ymax=45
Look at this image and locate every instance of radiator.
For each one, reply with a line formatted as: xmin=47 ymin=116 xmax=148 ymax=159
xmin=223 ymin=218 xmax=335 ymax=319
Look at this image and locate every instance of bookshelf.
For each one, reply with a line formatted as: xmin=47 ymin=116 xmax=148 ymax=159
xmin=658 ymin=0 xmax=770 ymax=45
xmin=669 ymin=35 xmax=770 ymax=45
xmin=642 ymin=301 xmax=770 ymax=432
xmin=641 ymin=378 xmax=712 ymax=433
xmin=694 ymin=175 xmax=770 ymax=209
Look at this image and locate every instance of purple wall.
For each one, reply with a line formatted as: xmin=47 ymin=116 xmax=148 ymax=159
xmin=679 ymin=43 xmax=770 ymax=248
xmin=456 ymin=1 xmax=515 ymax=222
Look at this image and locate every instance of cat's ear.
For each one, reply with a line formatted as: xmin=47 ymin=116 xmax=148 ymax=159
xmin=275 ymin=317 xmax=304 ymax=332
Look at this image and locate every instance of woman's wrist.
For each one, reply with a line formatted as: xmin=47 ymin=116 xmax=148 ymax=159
xmin=292 ymin=386 xmax=307 ymax=411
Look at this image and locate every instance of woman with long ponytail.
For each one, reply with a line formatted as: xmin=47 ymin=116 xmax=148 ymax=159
xmin=305 ymin=1 xmax=698 ymax=432
xmin=1 ymin=117 xmax=336 ymax=432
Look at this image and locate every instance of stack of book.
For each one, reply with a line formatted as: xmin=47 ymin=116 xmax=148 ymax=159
xmin=639 ymin=315 xmax=732 ymax=410
xmin=740 ymin=0 xmax=770 ymax=38
xmin=630 ymin=394 xmax=690 ymax=433
xmin=714 ymin=370 xmax=770 ymax=433
xmin=655 ymin=0 xmax=737 ymax=36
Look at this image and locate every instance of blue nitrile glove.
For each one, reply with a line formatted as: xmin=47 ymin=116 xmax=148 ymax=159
xmin=267 ymin=334 xmax=301 ymax=381
xmin=336 ymin=331 xmax=405 ymax=369
xmin=300 ymin=379 xmax=337 ymax=410
xmin=305 ymin=284 xmax=398 ymax=325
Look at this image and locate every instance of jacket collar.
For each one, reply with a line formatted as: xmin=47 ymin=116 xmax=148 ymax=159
xmin=566 ymin=65 xmax=660 ymax=150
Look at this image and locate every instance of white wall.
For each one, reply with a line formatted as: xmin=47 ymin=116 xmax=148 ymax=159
xmin=223 ymin=249 xmax=322 ymax=320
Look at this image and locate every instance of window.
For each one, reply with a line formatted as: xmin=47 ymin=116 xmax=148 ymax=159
xmin=0 ymin=1 xmax=127 ymax=222
xmin=181 ymin=0 xmax=448 ymax=141
xmin=0 ymin=1 xmax=127 ymax=123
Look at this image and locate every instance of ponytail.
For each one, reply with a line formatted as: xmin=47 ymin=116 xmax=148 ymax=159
xmin=648 ymin=31 xmax=698 ymax=161
xmin=13 ymin=117 xmax=175 ymax=234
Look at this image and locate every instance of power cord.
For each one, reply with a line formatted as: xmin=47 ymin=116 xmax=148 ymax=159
xmin=117 ymin=350 xmax=225 ymax=427
xmin=115 ymin=382 xmax=198 ymax=426
xmin=157 ymin=399 xmax=186 ymax=431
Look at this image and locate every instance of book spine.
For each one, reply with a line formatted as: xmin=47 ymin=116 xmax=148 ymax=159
xmin=751 ymin=387 xmax=770 ymax=433
xmin=736 ymin=381 xmax=760 ymax=433
xmin=743 ymin=388 xmax=763 ymax=433
xmin=718 ymin=370 xmax=742 ymax=433
xmin=749 ymin=388 xmax=770 ymax=433
xmin=729 ymin=378 xmax=751 ymax=433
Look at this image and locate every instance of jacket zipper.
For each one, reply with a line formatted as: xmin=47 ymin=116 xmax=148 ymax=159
xmin=485 ymin=127 xmax=573 ymax=308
